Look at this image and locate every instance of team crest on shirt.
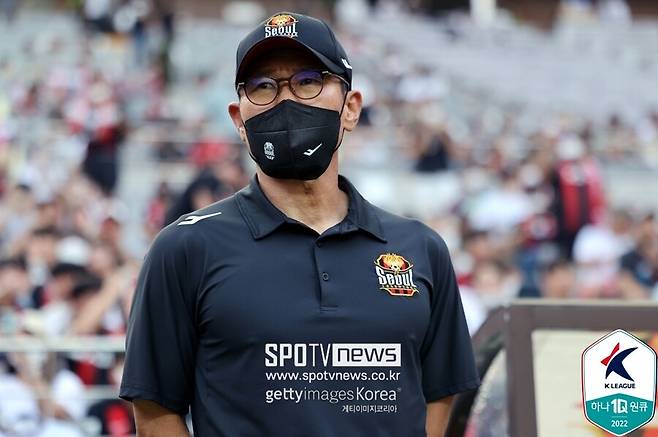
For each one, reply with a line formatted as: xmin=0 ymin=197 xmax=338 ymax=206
xmin=374 ymin=253 xmax=419 ymax=297
xmin=264 ymin=14 xmax=298 ymax=38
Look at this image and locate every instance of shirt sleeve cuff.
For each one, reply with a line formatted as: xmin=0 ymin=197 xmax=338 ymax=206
xmin=119 ymin=382 xmax=190 ymax=416
xmin=423 ymin=377 xmax=482 ymax=403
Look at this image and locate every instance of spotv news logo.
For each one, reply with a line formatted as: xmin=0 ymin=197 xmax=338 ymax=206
xmin=582 ymin=329 xmax=657 ymax=436
xmin=265 ymin=343 xmax=401 ymax=367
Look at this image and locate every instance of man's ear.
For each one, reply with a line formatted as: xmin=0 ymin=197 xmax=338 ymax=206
xmin=341 ymin=90 xmax=362 ymax=133
xmin=228 ymin=101 xmax=247 ymax=143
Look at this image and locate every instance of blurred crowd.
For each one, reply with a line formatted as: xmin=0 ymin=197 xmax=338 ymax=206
xmin=0 ymin=2 xmax=189 ymax=434
xmin=0 ymin=0 xmax=657 ymax=435
xmin=377 ymin=94 xmax=658 ymax=334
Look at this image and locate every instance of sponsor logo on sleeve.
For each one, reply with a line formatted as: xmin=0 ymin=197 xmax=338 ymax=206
xmin=177 ymin=211 xmax=222 ymax=226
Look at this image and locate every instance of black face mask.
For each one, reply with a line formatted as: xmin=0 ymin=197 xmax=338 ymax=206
xmin=243 ymin=99 xmax=344 ymax=180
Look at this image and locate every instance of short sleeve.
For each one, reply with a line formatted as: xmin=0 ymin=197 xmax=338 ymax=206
xmin=119 ymin=226 xmax=199 ymax=415
xmin=419 ymin=233 xmax=481 ymax=402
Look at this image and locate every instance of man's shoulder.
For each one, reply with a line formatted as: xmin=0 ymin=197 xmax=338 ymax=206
xmin=369 ymin=203 xmax=448 ymax=249
xmin=150 ymin=192 xmax=244 ymax=254
xmin=173 ymin=193 xmax=240 ymax=227
xmin=163 ymin=192 xmax=242 ymax=233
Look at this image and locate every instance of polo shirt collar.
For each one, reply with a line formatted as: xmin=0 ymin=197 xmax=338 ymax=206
xmin=235 ymin=174 xmax=387 ymax=242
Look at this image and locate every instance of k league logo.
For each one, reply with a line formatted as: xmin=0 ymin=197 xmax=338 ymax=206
xmin=582 ymin=329 xmax=657 ymax=436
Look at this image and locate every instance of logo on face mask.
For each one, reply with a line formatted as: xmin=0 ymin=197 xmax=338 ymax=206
xmin=303 ymin=143 xmax=322 ymax=156
xmin=265 ymin=14 xmax=298 ymax=38
xmin=264 ymin=142 xmax=275 ymax=160
xmin=374 ymin=253 xmax=419 ymax=297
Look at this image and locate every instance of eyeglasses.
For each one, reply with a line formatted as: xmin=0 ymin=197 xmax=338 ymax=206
xmin=236 ymin=70 xmax=349 ymax=106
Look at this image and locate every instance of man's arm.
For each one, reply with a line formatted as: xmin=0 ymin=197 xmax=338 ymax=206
xmin=426 ymin=395 xmax=455 ymax=437
xmin=133 ymin=399 xmax=191 ymax=437
xmin=119 ymin=227 xmax=201 ymax=431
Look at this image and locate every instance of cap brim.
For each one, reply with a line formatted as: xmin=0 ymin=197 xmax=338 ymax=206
xmin=235 ymin=36 xmax=345 ymax=87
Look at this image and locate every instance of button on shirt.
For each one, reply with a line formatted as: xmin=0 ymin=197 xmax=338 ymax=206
xmin=119 ymin=174 xmax=480 ymax=437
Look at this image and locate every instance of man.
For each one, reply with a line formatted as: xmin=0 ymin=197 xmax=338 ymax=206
xmin=120 ymin=12 xmax=480 ymax=436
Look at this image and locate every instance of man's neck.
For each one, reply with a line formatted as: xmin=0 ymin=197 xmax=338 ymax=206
xmin=256 ymin=167 xmax=349 ymax=235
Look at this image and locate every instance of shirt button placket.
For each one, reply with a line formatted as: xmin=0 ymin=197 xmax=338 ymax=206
xmin=314 ymin=239 xmax=337 ymax=310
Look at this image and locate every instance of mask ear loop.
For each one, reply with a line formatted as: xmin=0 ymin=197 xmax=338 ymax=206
xmin=333 ymin=88 xmax=350 ymax=152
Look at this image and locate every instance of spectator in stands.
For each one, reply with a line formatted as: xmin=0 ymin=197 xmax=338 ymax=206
xmin=68 ymin=263 xmax=136 ymax=336
xmin=413 ymin=122 xmax=452 ymax=172
xmin=551 ymin=135 xmax=606 ymax=259
xmin=471 ymin=260 xmax=522 ymax=311
xmin=618 ymin=213 xmax=658 ymax=299
xmin=21 ymin=262 xmax=88 ymax=334
xmin=70 ymin=80 xmax=125 ymax=196
xmin=88 ymin=242 xmax=121 ymax=280
xmin=3 ymin=351 xmax=87 ymax=436
xmin=0 ymin=355 xmax=41 ymax=435
xmin=87 ymin=355 xmax=136 ymax=436
xmin=571 ymin=210 xmax=635 ymax=298
xmin=540 ymin=259 xmax=577 ymax=299
xmin=164 ymin=143 xmax=246 ymax=226
xmin=22 ymin=227 xmax=61 ymax=289
xmin=0 ymin=184 xmax=36 ymax=250
xmin=0 ymin=257 xmax=33 ymax=312
xmin=144 ymin=182 xmax=173 ymax=240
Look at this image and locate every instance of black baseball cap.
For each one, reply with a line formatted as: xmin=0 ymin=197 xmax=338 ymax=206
xmin=235 ymin=12 xmax=353 ymax=91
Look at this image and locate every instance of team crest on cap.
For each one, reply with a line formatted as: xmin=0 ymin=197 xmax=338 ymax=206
xmin=265 ymin=14 xmax=298 ymax=38
xmin=374 ymin=253 xmax=419 ymax=297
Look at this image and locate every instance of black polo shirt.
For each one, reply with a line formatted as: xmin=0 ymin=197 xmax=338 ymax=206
xmin=119 ymin=174 xmax=480 ymax=437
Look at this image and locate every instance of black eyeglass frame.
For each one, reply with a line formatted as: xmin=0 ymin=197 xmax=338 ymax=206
xmin=236 ymin=70 xmax=349 ymax=106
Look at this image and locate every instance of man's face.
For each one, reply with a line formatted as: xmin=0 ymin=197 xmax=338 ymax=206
xmin=229 ymin=46 xmax=361 ymax=153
